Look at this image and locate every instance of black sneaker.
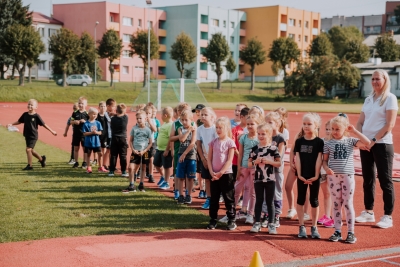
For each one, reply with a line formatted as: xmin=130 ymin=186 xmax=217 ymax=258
xmin=72 ymin=162 xmax=79 ymax=168
xmin=138 ymin=182 xmax=145 ymax=192
xmin=345 ymin=232 xmax=357 ymax=244
xmin=274 ymin=216 xmax=280 ymax=228
xmin=184 ymin=195 xmax=192 ymax=204
xmin=148 ymin=175 xmax=155 ymax=183
xmin=227 ymin=220 xmax=237 ymax=231
xmin=329 ymin=231 xmax=342 ymax=242
xmin=122 ymin=185 xmax=136 ymax=193
xmin=39 ymin=155 xmax=46 ymax=167
xmin=177 ymin=195 xmax=185 ymax=204
xmin=81 ymin=162 xmax=87 ymax=169
xmin=23 ymin=165 xmax=33 ymax=170
xmin=207 ymin=220 xmax=217 ymax=230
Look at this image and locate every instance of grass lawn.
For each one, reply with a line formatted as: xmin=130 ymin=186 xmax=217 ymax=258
xmin=0 ymin=127 xmax=208 ymax=243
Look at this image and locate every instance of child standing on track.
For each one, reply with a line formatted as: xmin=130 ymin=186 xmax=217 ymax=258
xmin=323 ymin=116 xmax=370 ymax=244
xmin=232 ymin=107 xmax=249 ymax=180
xmin=103 ymin=98 xmax=116 ymax=171
xmin=176 ymin=109 xmax=197 ymax=204
xmin=70 ymin=97 xmax=89 ymax=169
xmin=144 ymin=104 xmax=157 ymax=183
xmin=207 ymin=117 xmax=236 ymax=230
xmin=8 ymin=99 xmax=57 ymax=170
xmin=249 ymin=123 xmax=282 ymax=234
xmin=294 ymin=113 xmax=324 ymax=239
xmin=82 ymin=107 xmax=103 ymax=174
xmin=63 ymin=102 xmax=78 ymax=164
xmin=96 ymin=101 xmax=109 ymax=173
xmin=230 ymin=103 xmax=248 ymax=127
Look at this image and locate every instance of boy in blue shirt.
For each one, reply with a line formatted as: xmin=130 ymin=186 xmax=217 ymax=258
xmin=82 ymin=107 xmax=103 ymax=174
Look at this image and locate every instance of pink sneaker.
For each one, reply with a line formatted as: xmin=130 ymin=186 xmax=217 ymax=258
xmin=323 ymin=218 xmax=334 ymax=228
xmin=318 ymin=215 xmax=328 ymax=224
xmin=98 ymin=166 xmax=108 ymax=173
xmin=86 ymin=166 xmax=92 ymax=174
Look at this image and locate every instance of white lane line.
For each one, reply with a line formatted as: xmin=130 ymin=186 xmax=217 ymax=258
xmin=380 ymin=259 xmax=400 ymax=266
xmin=329 ymin=255 xmax=400 ymax=266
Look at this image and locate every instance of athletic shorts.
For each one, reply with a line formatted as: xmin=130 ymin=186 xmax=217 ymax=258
xmin=198 ymin=157 xmax=212 ymax=180
xmin=153 ymin=149 xmax=173 ymax=169
xmin=84 ymin=147 xmax=101 ymax=153
xmin=99 ymin=135 xmax=108 ymax=148
xmin=176 ymin=157 xmax=196 ymax=179
xmin=72 ymin=132 xmax=84 ymax=147
xmin=129 ymin=151 xmax=150 ymax=165
xmin=25 ymin=138 xmax=37 ymax=149
xmin=150 ymin=140 xmax=156 ymax=156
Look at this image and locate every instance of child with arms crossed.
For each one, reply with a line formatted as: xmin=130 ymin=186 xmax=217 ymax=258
xmin=82 ymin=107 xmax=103 ymax=174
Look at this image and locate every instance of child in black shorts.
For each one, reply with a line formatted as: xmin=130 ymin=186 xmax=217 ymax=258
xmin=8 ymin=99 xmax=57 ymax=170
xmin=70 ymin=97 xmax=89 ymax=169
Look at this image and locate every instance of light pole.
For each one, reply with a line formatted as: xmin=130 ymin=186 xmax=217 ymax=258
xmin=94 ymin=21 xmax=99 ymax=84
xmin=146 ymin=0 xmax=152 ymax=102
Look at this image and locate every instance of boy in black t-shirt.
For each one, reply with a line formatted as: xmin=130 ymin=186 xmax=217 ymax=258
xmin=70 ymin=97 xmax=89 ymax=169
xmin=8 ymin=99 xmax=57 ymax=170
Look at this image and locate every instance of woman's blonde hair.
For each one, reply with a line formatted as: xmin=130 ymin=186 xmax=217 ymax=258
xmin=265 ymin=111 xmax=284 ymax=133
xmin=215 ymin=116 xmax=232 ymax=138
xmin=371 ymin=69 xmax=391 ymax=106
xmin=329 ymin=116 xmax=350 ymax=138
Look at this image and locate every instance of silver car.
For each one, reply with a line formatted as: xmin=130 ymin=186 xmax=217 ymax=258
xmin=58 ymin=74 xmax=92 ymax=86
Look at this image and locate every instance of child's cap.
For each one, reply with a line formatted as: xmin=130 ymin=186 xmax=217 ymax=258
xmin=192 ymin=104 xmax=205 ymax=113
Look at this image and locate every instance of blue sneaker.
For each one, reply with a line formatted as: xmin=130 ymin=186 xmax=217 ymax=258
xmin=174 ymin=190 xmax=180 ymax=200
xmin=202 ymin=197 xmax=211 ymax=209
xmin=157 ymin=176 xmax=165 ymax=186
xmin=159 ymin=181 xmax=170 ymax=190
xmin=198 ymin=190 xmax=205 ymax=199
xmin=185 ymin=189 xmax=189 ymax=197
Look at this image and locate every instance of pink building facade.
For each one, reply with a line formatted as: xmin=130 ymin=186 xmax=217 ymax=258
xmin=53 ymin=1 xmax=167 ymax=82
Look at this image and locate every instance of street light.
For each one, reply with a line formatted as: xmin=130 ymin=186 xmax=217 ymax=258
xmin=94 ymin=21 xmax=99 ymax=84
xmin=146 ymin=0 xmax=152 ymax=102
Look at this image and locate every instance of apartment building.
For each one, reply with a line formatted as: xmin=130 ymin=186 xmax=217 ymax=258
xmin=238 ymin=6 xmax=320 ymax=81
xmin=384 ymin=1 xmax=400 ymax=33
xmin=53 ymin=1 xmax=167 ymax=82
xmin=321 ymin=15 xmax=384 ymax=36
xmin=158 ymin=4 xmax=246 ymax=81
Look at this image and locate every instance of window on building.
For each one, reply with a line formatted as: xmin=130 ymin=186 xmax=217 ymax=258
xmin=299 ymin=20 xmax=302 ymax=27
xmin=200 ymin=62 xmax=208 ymax=70
xmin=48 ymin=29 xmax=57 ymax=37
xmin=200 ymin=47 xmax=207 ymax=54
xmin=123 ymin=34 xmax=132 ymax=43
xmin=298 ymin=35 xmax=301 ymax=42
xmin=302 ymin=50 xmax=307 ymax=58
xmin=223 ymin=20 xmax=226 ymax=27
xmin=305 ymin=21 xmax=309 ymax=28
xmin=150 ymin=21 xmax=153 ymax=28
xmin=230 ymin=36 xmax=234 ymax=44
xmin=138 ymin=19 xmax=142 ymax=27
xmin=110 ymin=15 xmax=114 ymax=22
xmin=122 ymin=50 xmax=131 ymax=58
xmin=38 ymin=62 xmax=45 ymax=70
xmin=212 ymin=19 xmax=219 ymax=27
xmin=230 ymin=51 xmax=233 ymax=57
xmin=289 ymin=19 xmax=296 ymax=26
xmin=288 ymin=33 xmax=295 ymax=39
xmin=231 ymin=22 xmax=234 ymax=28
xmin=201 ymin=15 xmax=208 ymax=24
xmin=123 ymin=17 xmax=133 ymax=26
xmin=38 ymin=27 xmax=45 ymax=37
xmin=200 ymin=31 xmax=208 ymax=40
xmin=122 ymin=66 xmax=129 ymax=74
xmin=304 ymin=35 xmax=308 ymax=42
xmin=49 ymin=61 xmax=52 ymax=71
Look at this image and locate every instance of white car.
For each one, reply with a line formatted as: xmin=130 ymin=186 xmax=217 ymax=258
xmin=58 ymin=74 xmax=92 ymax=86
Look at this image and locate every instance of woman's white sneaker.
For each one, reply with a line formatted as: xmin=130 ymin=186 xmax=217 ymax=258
xmin=355 ymin=211 xmax=375 ymax=223
xmin=376 ymin=215 xmax=393 ymax=228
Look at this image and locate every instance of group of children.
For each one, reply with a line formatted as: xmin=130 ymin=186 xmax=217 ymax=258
xmin=9 ymin=98 xmax=372 ymax=244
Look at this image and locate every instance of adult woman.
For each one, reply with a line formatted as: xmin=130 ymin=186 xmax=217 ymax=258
xmin=355 ymin=69 xmax=398 ymax=229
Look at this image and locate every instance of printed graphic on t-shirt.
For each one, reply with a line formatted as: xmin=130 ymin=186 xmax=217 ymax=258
xmin=300 ymin=145 xmax=313 ymax=153
xmin=333 ymin=143 xmax=348 ymax=159
xmin=249 ymin=145 xmax=280 ymax=182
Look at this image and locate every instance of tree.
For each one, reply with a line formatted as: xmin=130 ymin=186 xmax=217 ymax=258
xmin=75 ymin=32 xmax=98 ymax=77
xmin=49 ymin=28 xmax=81 ymax=87
xmin=202 ymin=32 xmax=230 ymax=89
xmin=343 ymin=39 xmax=370 ymax=63
xmin=0 ymin=0 xmax=32 ymax=79
xmin=312 ymin=55 xmax=340 ymax=95
xmin=337 ymin=59 xmax=361 ymax=95
xmin=27 ymin=58 xmax=42 ymax=83
xmin=268 ymin=37 xmax=300 ymax=78
xmin=328 ymin=26 xmax=365 ymax=60
xmin=170 ymin=32 xmax=197 ymax=78
xmin=0 ymin=24 xmax=44 ymax=86
xmin=98 ymin=29 xmax=123 ymax=87
xmin=129 ymin=29 xmax=159 ymax=87
xmin=308 ymin=33 xmax=332 ymax=57
xmin=374 ymin=33 xmax=399 ymax=62
xmin=240 ymin=38 xmax=266 ymax=90
xmin=184 ymin=67 xmax=195 ymax=79
xmin=225 ymin=55 xmax=237 ymax=80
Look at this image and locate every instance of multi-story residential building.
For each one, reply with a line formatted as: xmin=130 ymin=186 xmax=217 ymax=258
xmin=384 ymin=1 xmax=400 ymax=33
xmin=32 ymin=12 xmax=63 ymax=80
xmin=53 ymin=1 xmax=167 ymax=82
xmin=321 ymin=15 xmax=384 ymax=36
xmin=158 ymin=4 xmax=246 ymax=81
xmin=237 ymin=6 xmax=320 ymax=81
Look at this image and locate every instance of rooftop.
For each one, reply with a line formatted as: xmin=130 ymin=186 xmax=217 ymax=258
xmin=363 ymin=34 xmax=400 ymax=47
xmin=353 ymin=60 xmax=400 ymax=69
xmin=32 ymin=12 xmax=63 ymax=25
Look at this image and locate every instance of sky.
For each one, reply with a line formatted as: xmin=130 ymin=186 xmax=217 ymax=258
xmin=25 ymin=0 xmax=388 ymax=18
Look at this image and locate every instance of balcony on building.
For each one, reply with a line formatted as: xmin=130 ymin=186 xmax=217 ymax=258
xmin=158 ymin=67 xmax=166 ymax=79
xmin=158 ymin=59 xmax=166 ymax=67
xmin=158 ymin=20 xmax=167 ymax=36
xmin=200 ymin=23 xmax=209 ymax=32
xmin=240 ymin=21 xmax=246 ymax=36
xmin=109 ymin=12 xmax=120 ymax=31
xmin=312 ymin=19 xmax=319 ymax=35
xmin=280 ymin=14 xmax=287 ymax=31
xmin=159 ymin=44 xmax=166 ymax=52
xmin=200 ymin=31 xmax=208 ymax=47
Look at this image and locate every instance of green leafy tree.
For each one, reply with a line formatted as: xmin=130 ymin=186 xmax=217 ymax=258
xmin=284 ymin=61 xmax=312 ymax=96
xmin=75 ymin=31 xmax=98 ymax=77
xmin=49 ymin=28 xmax=81 ymax=87
xmin=27 ymin=58 xmax=42 ymax=83
xmin=268 ymin=37 xmax=300 ymax=77
xmin=170 ymin=32 xmax=197 ymax=78
xmin=343 ymin=39 xmax=370 ymax=63
xmin=240 ymin=37 xmax=266 ymax=90
xmin=225 ymin=55 xmax=237 ymax=80
xmin=374 ymin=33 xmax=399 ymax=61
xmin=312 ymin=55 xmax=340 ymax=95
xmin=308 ymin=33 xmax=332 ymax=57
xmin=337 ymin=59 xmax=361 ymax=95
xmin=328 ymin=26 xmax=365 ymax=61
xmin=202 ymin=32 xmax=230 ymax=89
xmin=98 ymin=29 xmax=123 ymax=87
xmin=184 ymin=67 xmax=195 ymax=79
xmin=0 ymin=24 xmax=44 ymax=86
xmin=0 ymin=0 xmax=32 ymax=79
xmin=129 ymin=29 xmax=159 ymax=87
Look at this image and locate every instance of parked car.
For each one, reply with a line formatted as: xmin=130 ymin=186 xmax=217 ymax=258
xmin=57 ymin=74 xmax=92 ymax=86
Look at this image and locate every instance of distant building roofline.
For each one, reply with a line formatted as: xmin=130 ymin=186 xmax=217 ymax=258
xmin=32 ymin=12 xmax=63 ymax=25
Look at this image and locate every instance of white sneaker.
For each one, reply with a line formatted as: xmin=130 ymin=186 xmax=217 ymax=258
xmin=376 ymin=215 xmax=393 ymax=229
xmin=355 ymin=211 xmax=375 ymax=223
xmin=303 ymin=213 xmax=311 ymax=221
xmin=218 ymin=215 xmax=229 ymax=223
xmin=286 ymin=209 xmax=297 ymax=219
xmin=236 ymin=210 xmax=247 ymax=220
xmin=237 ymin=199 xmax=243 ymax=208
xmin=250 ymin=222 xmax=261 ymax=233
xmin=68 ymin=159 xmax=76 ymax=165
xmin=245 ymin=214 xmax=254 ymax=224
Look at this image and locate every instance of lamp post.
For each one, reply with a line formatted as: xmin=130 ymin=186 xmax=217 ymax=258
xmin=94 ymin=21 xmax=99 ymax=84
xmin=146 ymin=0 xmax=152 ymax=102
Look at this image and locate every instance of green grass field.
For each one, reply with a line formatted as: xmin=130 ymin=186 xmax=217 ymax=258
xmin=0 ymin=127 xmax=208 ymax=243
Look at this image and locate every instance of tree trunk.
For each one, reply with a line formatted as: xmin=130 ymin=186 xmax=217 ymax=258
xmin=28 ymin=67 xmax=32 ymax=83
xmin=109 ymin=63 xmax=114 ymax=87
xmin=250 ymin=66 xmax=255 ymax=91
xmin=17 ymin=62 xmax=26 ymax=86
xmin=63 ymin=71 xmax=67 ymax=87
xmin=217 ymin=74 xmax=221 ymax=90
xmin=180 ymin=62 xmax=184 ymax=79
xmin=11 ymin=64 xmax=15 ymax=80
xmin=0 ymin=63 xmax=5 ymax=79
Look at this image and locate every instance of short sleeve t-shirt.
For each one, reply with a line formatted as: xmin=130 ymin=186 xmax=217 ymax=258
xmin=209 ymin=137 xmax=236 ymax=174
xmin=282 ymin=128 xmax=289 ymax=142
xmin=178 ymin=127 xmax=196 ymax=160
xmin=294 ymin=137 xmax=324 ymax=178
xmin=70 ymin=110 xmax=89 ymax=134
xmin=18 ymin=112 xmax=45 ymax=139
xmin=323 ymin=137 xmax=359 ymax=175
xmin=157 ymin=121 xmax=173 ymax=151
xmin=232 ymin=124 xmax=244 ymax=166
xmin=196 ymin=125 xmax=217 ymax=158
xmin=154 ymin=118 xmax=161 ymax=140
xmin=111 ymin=115 xmax=128 ymax=138
xmin=361 ymin=93 xmax=398 ymax=144
xmin=130 ymin=125 xmax=152 ymax=151
xmin=249 ymin=145 xmax=281 ymax=182
xmin=272 ymin=134 xmax=286 ymax=172
xmin=82 ymin=120 xmax=103 ymax=148
xmin=96 ymin=114 xmax=108 ymax=139
xmin=239 ymin=134 xmax=259 ymax=167
xmin=230 ymin=118 xmax=240 ymax=128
